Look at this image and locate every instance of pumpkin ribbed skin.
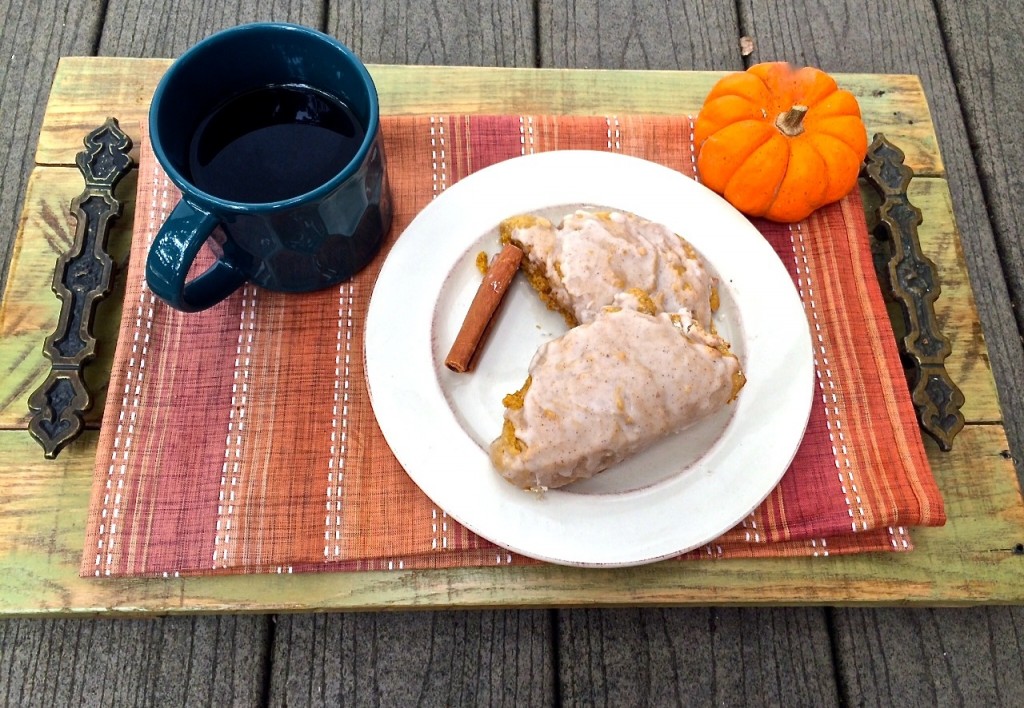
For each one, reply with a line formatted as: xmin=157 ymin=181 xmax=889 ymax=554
xmin=694 ymin=62 xmax=868 ymax=223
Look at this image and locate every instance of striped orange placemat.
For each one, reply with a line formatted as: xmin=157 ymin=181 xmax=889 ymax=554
xmin=81 ymin=114 xmax=943 ymax=577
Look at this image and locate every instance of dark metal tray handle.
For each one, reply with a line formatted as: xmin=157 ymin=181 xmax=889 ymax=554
xmin=862 ymin=133 xmax=965 ymax=451
xmin=28 ymin=118 xmax=134 ymax=458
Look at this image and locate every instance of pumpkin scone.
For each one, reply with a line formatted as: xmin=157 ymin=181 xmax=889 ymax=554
xmin=499 ymin=209 xmax=717 ymax=328
xmin=490 ymin=298 xmax=744 ymax=490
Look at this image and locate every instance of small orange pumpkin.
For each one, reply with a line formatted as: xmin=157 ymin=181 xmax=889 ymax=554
xmin=694 ymin=62 xmax=868 ymax=222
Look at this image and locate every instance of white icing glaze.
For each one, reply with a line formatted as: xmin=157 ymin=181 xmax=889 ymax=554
xmin=490 ymin=306 xmax=742 ymax=489
xmin=511 ymin=209 xmax=714 ymax=326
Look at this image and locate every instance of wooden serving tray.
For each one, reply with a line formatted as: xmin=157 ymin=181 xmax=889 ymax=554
xmin=0 ymin=57 xmax=1020 ymax=615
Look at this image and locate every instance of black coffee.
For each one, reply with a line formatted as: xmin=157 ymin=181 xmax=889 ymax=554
xmin=188 ymin=83 xmax=366 ymax=203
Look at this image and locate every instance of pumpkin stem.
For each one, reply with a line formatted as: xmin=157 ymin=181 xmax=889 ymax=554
xmin=775 ymin=105 xmax=809 ymax=137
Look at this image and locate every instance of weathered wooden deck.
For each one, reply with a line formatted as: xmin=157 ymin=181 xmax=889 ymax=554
xmin=2 ymin=0 xmax=1023 ymax=704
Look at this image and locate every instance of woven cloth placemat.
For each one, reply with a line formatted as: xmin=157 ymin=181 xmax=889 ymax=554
xmin=81 ymin=114 xmax=944 ymax=577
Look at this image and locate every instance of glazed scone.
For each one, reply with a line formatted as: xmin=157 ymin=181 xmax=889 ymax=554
xmin=490 ymin=305 xmax=745 ymax=490
xmin=500 ymin=209 xmax=716 ymax=328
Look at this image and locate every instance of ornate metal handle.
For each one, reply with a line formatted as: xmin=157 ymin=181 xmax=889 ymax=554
xmin=28 ymin=118 xmax=134 ymax=458
xmin=861 ymin=133 xmax=965 ymax=451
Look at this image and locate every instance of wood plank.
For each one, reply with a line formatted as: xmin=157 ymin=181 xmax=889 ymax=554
xmin=0 ymin=615 xmax=269 ymax=706
xmin=329 ymin=0 xmax=535 ymax=67
xmin=558 ymin=609 xmax=839 ymax=706
xmin=97 ymin=0 xmax=324 ymax=57
xmin=831 ymin=607 xmax=1024 ymax=706
xmin=269 ymin=611 xmax=554 ymax=706
xmin=935 ymin=0 xmax=1024 ymax=452
xmin=0 ymin=0 xmax=101 ymax=293
xmin=34 ymin=59 xmax=942 ymax=176
xmin=538 ymin=0 xmax=741 ymax=71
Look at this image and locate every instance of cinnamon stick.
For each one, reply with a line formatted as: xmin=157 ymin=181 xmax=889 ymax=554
xmin=445 ymin=243 xmax=523 ymax=372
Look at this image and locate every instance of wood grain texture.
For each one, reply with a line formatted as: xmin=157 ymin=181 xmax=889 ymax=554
xmin=269 ymin=611 xmax=554 ymax=706
xmin=936 ymin=0 xmax=1024 ymax=393
xmin=831 ymin=607 xmax=1024 ymax=707
xmin=557 ymin=609 xmax=839 ymax=706
xmin=0 ymin=0 xmax=101 ymax=294
xmin=0 ymin=615 xmax=270 ymax=706
xmin=98 ymin=0 xmax=323 ymax=57
xmin=329 ymin=0 xmax=535 ymax=67
xmin=538 ymin=0 xmax=741 ymax=71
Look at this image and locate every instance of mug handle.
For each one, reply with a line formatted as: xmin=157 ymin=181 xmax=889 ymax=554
xmin=145 ymin=199 xmax=248 ymax=312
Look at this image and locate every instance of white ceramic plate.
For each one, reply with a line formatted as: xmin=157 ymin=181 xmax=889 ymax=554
xmin=365 ymin=150 xmax=813 ymax=567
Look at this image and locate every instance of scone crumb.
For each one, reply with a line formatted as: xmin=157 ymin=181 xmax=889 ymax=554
xmin=502 ymin=375 xmax=532 ymax=409
xmin=499 ymin=419 xmax=527 ymax=454
xmin=730 ymin=370 xmax=747 ymax=402
xmin=475 ymin=250 xmax=490 ymax=274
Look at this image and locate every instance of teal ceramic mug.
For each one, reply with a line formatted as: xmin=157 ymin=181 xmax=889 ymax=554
xmin=146 ymin=22 xmax=391 ymax=312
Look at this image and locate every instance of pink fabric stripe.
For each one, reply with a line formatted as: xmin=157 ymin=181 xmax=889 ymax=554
xmin=756 ymin=214 xmax=860 ymax=538
xmin=141 ymin=287 xmax=245 ymax=574
xmin=467 ymin=115 xmax=525 ymax=169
